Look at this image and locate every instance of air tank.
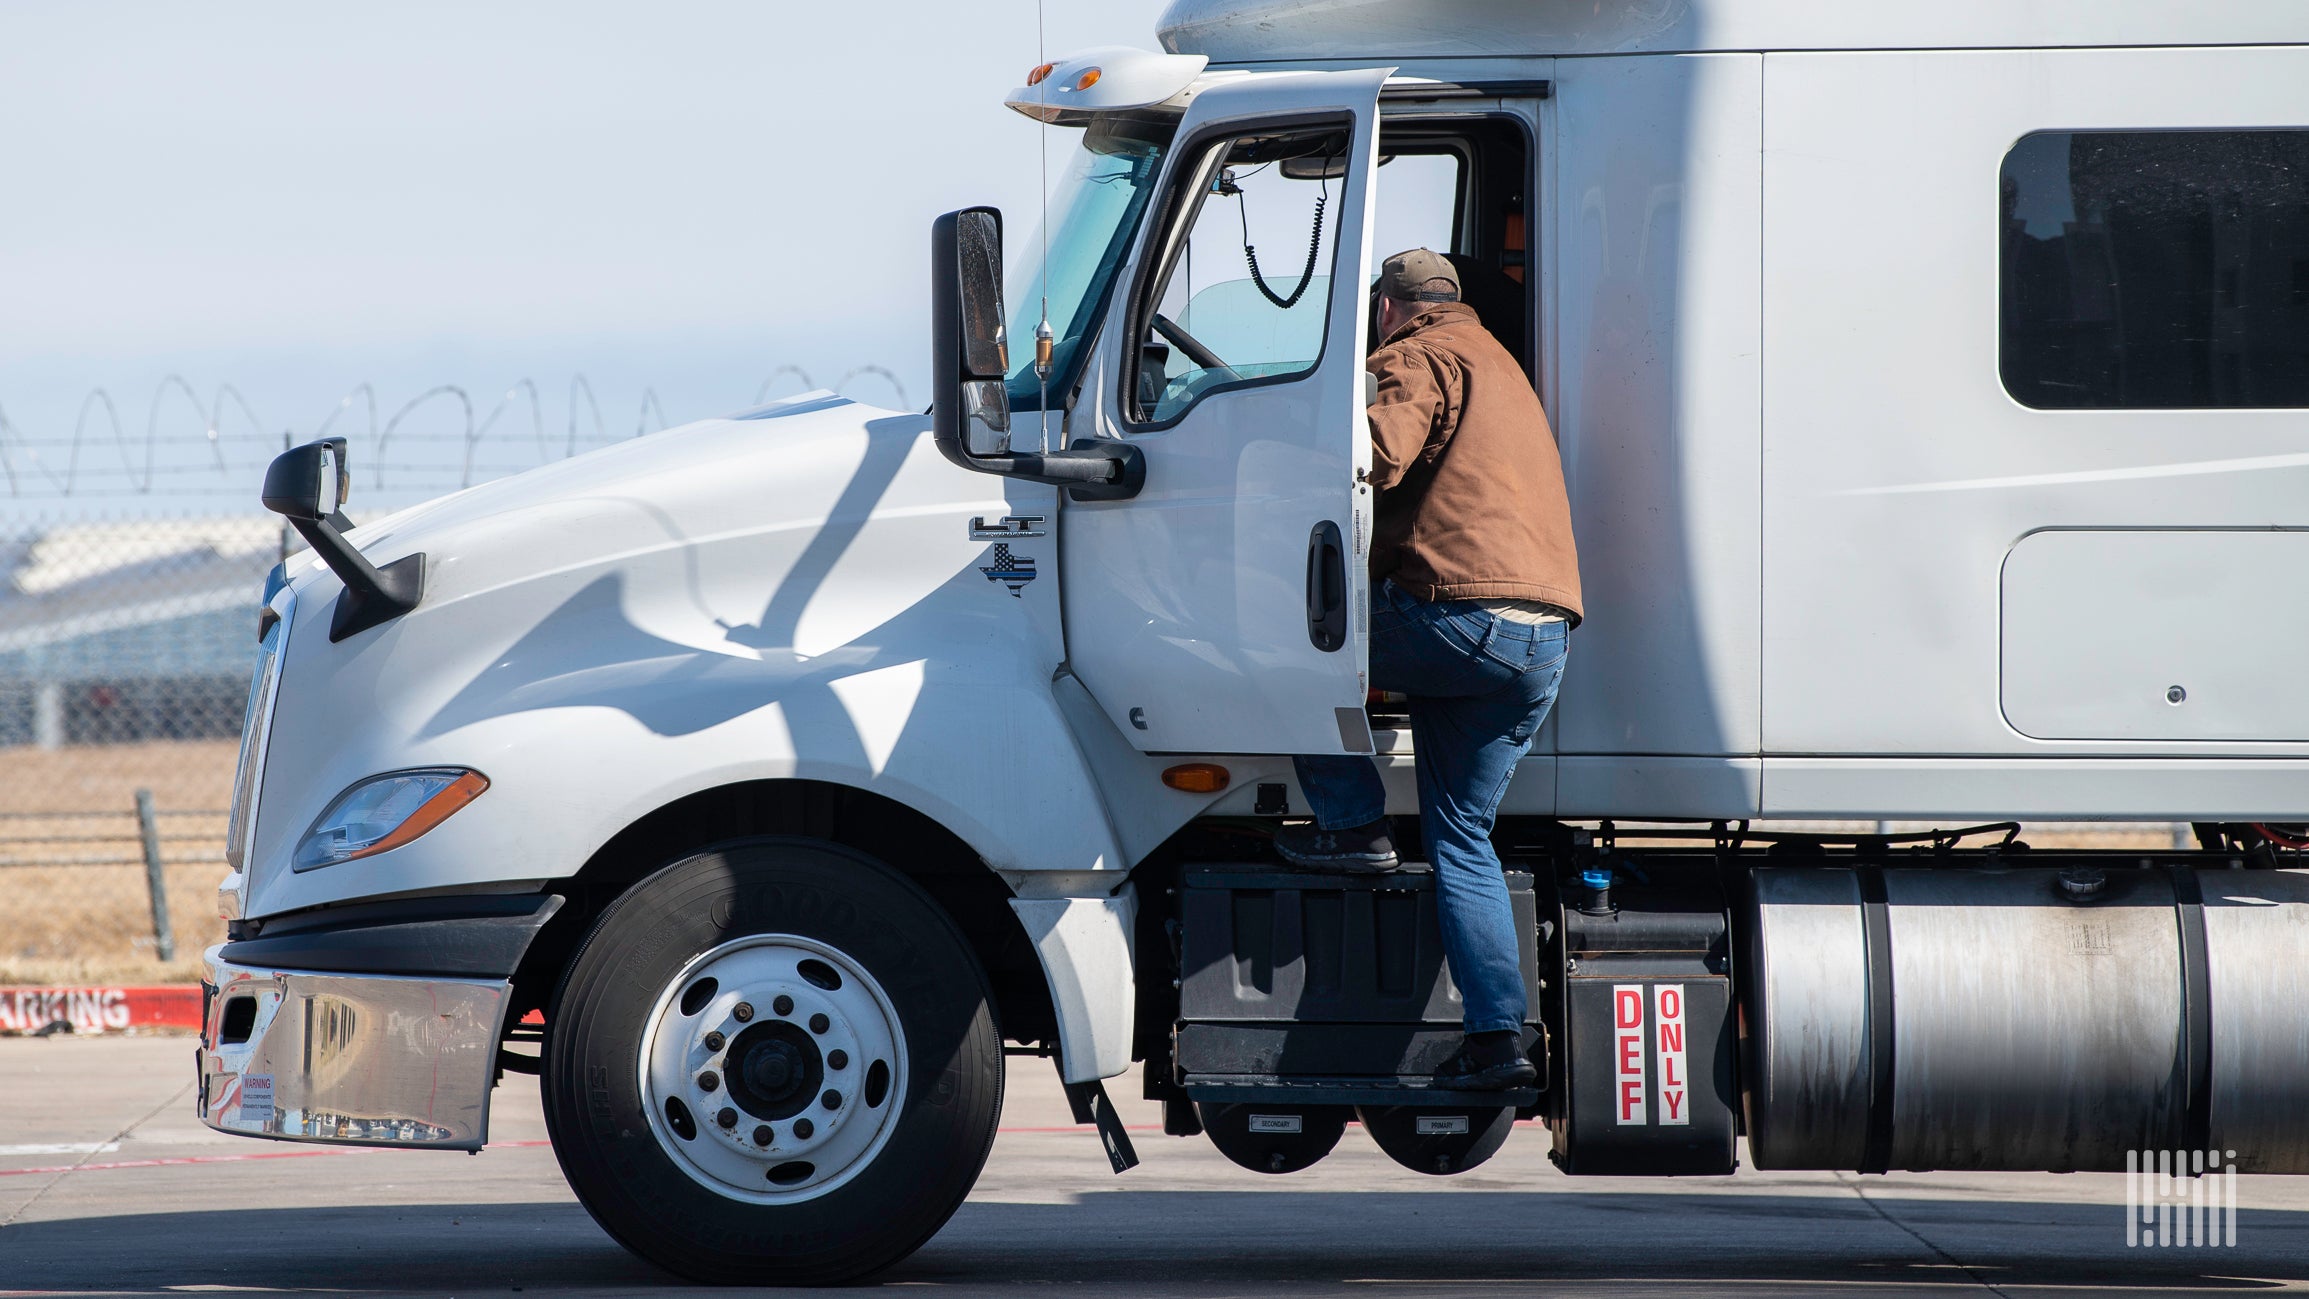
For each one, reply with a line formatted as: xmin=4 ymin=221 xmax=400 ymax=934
xmin=1742 ymin=865 xmax=2309 ymax=1173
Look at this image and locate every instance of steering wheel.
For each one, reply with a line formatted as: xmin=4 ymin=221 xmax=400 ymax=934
xmin=1151 ymin=313 xmax=1242 ymax=384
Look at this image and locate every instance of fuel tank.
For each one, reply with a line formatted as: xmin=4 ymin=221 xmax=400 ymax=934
xmin=1743 ymin=865 xmax=2309 ymax=1173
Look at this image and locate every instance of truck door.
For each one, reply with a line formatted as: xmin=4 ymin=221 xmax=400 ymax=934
xmin=1062 ymin=68 xmax=1390 ymax=756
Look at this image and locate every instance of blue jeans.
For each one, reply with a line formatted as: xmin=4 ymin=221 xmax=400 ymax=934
xmin=1294 ymin=580 xmax=1570 ymax=1034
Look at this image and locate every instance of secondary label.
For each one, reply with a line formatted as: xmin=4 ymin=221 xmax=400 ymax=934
xmin=1653 ymin=983 xmax=1689 ymax=1126
xmin=1613 ymin=984 xmax=1648 ymax=1125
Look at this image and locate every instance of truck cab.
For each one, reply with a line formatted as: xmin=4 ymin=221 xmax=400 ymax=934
xmin=199 ymin=1 xmax=2309 ymax=1284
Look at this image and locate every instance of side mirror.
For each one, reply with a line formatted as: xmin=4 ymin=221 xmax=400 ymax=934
xmin=260 ymin=438 xmax=348 ymax=523
xmin=930 ymin=207 xmax=1144 ymax=500
xmin=261 ymin=439 xmax=425 ymax=642
xmin=932 ymin=208 xmax=1014 ymax=461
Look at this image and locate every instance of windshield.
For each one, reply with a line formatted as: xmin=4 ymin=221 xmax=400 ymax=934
xmin=1005 ymin=114 xmax=1173 ymax=411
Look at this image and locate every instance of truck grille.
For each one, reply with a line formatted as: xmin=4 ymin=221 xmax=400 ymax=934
xmin=224 ymin=588 xmax=294 ymax=872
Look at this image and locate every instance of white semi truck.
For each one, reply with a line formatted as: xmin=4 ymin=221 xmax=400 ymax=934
xmin=198 ymin=0 xmax=2309 ymax=1283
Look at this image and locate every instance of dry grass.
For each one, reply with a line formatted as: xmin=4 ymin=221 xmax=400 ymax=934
xmin=0 ymin=864 xmax=227 ymax=985
xmin=0 ymin=738 xmax=238 ymax=815
xmin=0 ymin=740 xmax=234 ymax=984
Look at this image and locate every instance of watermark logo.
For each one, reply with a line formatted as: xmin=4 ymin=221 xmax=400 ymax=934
xmin=2126 ymin=1149 xmax=2237 ymax=1247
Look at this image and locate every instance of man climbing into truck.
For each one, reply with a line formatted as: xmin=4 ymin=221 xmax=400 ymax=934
xmin=1275 ymin=247 xmax=1583 ymax=1092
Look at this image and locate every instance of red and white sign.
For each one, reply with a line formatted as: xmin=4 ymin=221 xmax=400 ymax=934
xmin=1653 ymin=983 xmax=1689 ymax=1127
xmin=1613 ymin=984 xmax=1648 ymax=1125
xmin=0 ymin=986 xmax=203 ymax=1035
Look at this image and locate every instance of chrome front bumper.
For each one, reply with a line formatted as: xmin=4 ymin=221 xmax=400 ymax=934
xmin=197 ymin=945 xmax=511 ymax=1150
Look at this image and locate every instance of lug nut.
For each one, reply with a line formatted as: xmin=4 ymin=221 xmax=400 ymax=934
xmin=827 ymin=1049 xmax=848 ymax=1070
xmin=822 ymin=1089 xmax=841 ymax=1110
xmin=772 ymin=994 xmax=794 ymax=1017
xmin=732 ymin=1002 xmax=754 ymax=1023
xmin=793 ymin=1117 xmax=815 ymax=1140
xmin=717 ymin=1107 xmax=737 ymax=1129
xmin=753 ymin=1125 xmax=773 ymax=1147
xmin=809 ymin=1013 xmax=830 ymax=1035
xmin=704 ymin=1031 xmax=725 ymax=1051
xmin=698 ymin=1070 xmax=720 ymax=1092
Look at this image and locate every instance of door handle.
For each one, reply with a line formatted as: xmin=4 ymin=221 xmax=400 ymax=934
xmin=1306 ymin=520 xmax=1347 ymax=652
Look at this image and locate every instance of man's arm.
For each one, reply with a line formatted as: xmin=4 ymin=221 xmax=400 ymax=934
xmin=1363 ymin=343 xmax=1462 ymax=491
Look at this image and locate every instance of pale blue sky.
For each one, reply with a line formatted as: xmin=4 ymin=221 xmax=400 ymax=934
xmin=0 ymin=1 xmax=1174 ymax=505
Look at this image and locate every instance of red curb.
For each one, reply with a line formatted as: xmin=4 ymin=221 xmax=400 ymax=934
xmin=0 ymin=986 xmax=202 ymax=1035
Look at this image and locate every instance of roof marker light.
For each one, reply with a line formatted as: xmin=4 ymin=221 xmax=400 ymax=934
xmin=1027 ymin=62 xmax=1055 ymax=86
xmin=1073 ymin=67 xmax=1102 ymax=91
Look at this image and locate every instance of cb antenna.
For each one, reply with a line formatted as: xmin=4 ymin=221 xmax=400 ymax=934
xmin=1034 ymin=0 xmax=1055 ymax=452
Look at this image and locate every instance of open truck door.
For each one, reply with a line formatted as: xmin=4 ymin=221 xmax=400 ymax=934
xmin=1061 ymin=68 xmax=1391 ymax=756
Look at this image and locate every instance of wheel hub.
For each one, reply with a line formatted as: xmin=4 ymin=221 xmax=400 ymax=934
xmin=725 ymin=1021 xmax=822 ymax=1120
xmin=639 ymin=934 xmax=906 ymax=1204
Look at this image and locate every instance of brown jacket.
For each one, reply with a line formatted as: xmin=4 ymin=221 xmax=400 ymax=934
xmin=1364 ymin=301 xmax=1583 ymax=620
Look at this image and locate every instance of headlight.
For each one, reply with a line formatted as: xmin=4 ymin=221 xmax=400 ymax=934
xmin=293 ymin=768 xmax=490 ymax=872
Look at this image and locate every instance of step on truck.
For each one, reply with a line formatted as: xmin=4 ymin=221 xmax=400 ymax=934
xmin=198 ymin=0 xmax=2309 ymax=1284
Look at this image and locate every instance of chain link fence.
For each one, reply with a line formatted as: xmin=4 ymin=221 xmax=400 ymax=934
xmin=0 ymin=514 xmax=273 ymax=983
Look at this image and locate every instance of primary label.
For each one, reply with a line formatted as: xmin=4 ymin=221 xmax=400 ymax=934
xmin=1613 ymin=984 xmax=1648 ymax=1125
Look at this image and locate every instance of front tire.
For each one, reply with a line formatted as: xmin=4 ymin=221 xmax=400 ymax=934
xmin=543 ymin=838 xmax=1003 ymax=1284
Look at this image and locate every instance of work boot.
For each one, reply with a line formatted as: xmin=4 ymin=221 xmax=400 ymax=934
xmin=1434 ymin=1030 xmax=1538 ymax=1091
xmin=1272 ymin=818 xmax=1399 ymax=873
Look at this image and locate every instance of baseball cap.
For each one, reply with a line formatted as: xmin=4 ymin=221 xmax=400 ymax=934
xmin=1376 ymin=248 xmax=1461 ymax=303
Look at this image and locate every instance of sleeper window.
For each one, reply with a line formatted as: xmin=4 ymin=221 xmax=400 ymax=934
xmin=1127 ymin=125 xmax=1351 ymax=426
xmin=1371 ymin=152 xmax=1466 ymax=268
xmin=2000 ymin=129 xmax=2309 ymax=410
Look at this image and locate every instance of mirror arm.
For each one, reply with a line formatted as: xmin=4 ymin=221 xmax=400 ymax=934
xmin=286 ymin=516 xmax=426 ymax=643
xmin=927 ymin=438 xmax=1144 ymax=500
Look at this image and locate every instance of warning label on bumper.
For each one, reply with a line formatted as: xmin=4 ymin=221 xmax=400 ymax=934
xmin=239 ymin=1074 xmax=274 ymax=1126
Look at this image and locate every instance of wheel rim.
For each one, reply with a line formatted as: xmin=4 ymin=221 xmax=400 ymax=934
xmin=638 ymin=933 xmax=907 ymax=1204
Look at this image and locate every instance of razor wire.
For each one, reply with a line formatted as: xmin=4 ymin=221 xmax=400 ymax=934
xmin=0 ymin=367 xmax=910 ymax=500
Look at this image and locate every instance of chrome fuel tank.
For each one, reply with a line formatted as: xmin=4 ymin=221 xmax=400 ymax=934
xmin=1743 ymin=866 xmax=2309 ymax=1173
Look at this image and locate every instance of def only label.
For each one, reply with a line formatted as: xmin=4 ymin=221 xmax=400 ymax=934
xmin=1613 ymin=983 xmax=1692 ymax=1127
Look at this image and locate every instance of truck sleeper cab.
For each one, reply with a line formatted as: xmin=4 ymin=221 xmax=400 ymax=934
xmin=199 ymin=1 xmax=2309 ymax=1285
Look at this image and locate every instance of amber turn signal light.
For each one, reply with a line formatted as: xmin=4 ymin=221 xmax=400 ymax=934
xmin=1162 ymin=763 xmax=1229 ymax=794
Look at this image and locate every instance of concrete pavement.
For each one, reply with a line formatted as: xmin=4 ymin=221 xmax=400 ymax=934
xmin=4 ymin=1035 xmax=2307 ymax=1296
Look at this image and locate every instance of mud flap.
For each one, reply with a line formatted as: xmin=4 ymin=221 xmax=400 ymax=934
xmin=1062 ymin=1076 xmax=1141 ymax=1174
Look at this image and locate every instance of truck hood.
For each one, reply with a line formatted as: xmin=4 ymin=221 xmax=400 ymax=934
xmin=241 ymin=387 xmax=1072 ymax=920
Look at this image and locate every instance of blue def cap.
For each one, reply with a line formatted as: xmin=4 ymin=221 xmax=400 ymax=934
xmin=1579 ymin=867 xmax=1612 ymax=891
